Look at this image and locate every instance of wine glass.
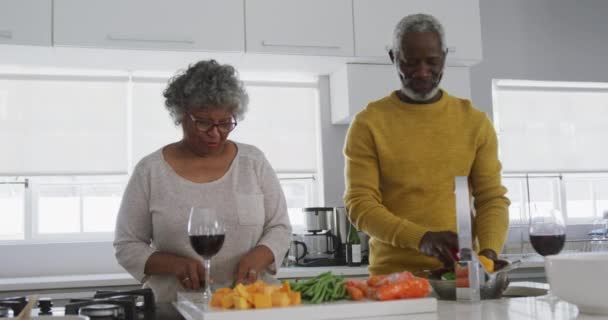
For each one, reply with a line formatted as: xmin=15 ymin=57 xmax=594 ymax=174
xmin=188 ymin=207 xmax=226 ymax=302
xmin=528 ymin=206 xmax=566 ymax=301
xmin=529 ymin=207 xmax=566 ymax=257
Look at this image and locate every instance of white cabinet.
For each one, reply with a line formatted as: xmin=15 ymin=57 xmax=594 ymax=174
xmin=246 ymin=0 xmax=354 ymax=56
xmin=0 ymin=0 xmax=51 ymax=46
xmin=53 ymin=0 xmax=244 ymax=52
xmin=353 ymin=0 xmax=482 ymax=65
xmin=330 ymin=64 xmax=471 ymax=124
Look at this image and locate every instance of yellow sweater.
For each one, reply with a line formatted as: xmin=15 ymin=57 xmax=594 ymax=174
xmin=344 ymin=90 xmax=510 ymax=275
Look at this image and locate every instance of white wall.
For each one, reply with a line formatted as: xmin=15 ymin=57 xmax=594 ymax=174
xmin=319 ymin=76 xmax=349 ymax=207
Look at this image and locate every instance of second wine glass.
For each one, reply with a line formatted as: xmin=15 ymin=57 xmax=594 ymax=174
xmin=529 ymin=207 xmax=566 ymax=257
xmin=188 ymin=207 xmax=226 ymax=302
xmin=529 ymin=206 xmax=566 ymax=302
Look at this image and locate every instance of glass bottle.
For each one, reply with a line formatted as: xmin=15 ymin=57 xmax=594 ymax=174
xmin=590 ymin=210 xmax=608 ymax=252
xmin=346 ymin=221 xmax=362 ymax=266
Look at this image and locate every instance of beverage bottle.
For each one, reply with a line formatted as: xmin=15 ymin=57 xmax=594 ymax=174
xmin=346 ymin=221 xmax=362 ymax=266
xmin=589 ymin=210 xmax=608 ymax=252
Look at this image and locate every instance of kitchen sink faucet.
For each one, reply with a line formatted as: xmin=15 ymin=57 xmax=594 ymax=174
xmin=454 ymin=176 xmax=485 ymax=302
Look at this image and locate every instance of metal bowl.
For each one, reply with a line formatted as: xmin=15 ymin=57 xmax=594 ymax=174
xmin=427 ymin=259 xmax=512 ymax=300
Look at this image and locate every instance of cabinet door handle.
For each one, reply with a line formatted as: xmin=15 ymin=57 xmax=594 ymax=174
xmin=106 ymin=34 xmax=194 ymax=44
xmin=0 ymin=30 xmax=13 ymax=39
xmin=261 ymin=40 xmax=341 ymax=50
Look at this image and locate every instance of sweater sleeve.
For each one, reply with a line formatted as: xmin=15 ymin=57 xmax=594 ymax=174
xmin=113 ymin=164 xmax=157 ymax=282
xmin=256 ymin=154 xmax=292 ymax=274
xmin=343 ymin=112 xmax=428 ymax=250
xmin=471 ymin=115 xmax=511 ymax=255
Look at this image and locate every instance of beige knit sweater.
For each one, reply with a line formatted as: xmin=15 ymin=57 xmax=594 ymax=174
xmin=114 ymin=142 xmax=291 ymax=302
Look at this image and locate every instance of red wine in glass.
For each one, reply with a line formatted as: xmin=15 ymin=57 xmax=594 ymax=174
xmin=528 ymin=207 xmax=566 ymax=301
xmin=529 ymin=234 xmax=566 ymax=256
xmin=529 ymin=208 xmax=566 ymax=257
xmin=189 ymin=234 xmax=226 ymax=258
xmin=188 ymin=207 xmax=225 ymax=302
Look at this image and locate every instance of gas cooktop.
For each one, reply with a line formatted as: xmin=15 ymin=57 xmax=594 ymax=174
xmin=0 ymin=288 xmax=155 ymax=320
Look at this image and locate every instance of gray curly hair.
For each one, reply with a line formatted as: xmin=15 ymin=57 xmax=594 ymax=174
xmin=392 ymin=13 xmax=446 ymax=59
xmin=163 ymin=60 xmax=249 ymax=125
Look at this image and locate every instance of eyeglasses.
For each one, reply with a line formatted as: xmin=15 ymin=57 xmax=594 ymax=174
xmin=188 ymin=114 xmax=237 ymax=134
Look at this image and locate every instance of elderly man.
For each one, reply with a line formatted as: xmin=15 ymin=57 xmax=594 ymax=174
xmin=343 ymin=13 xmax=510 ymax=275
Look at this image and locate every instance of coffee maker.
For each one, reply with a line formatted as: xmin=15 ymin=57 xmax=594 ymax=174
xmin=290 ymin=207 xmax=344 ymax=267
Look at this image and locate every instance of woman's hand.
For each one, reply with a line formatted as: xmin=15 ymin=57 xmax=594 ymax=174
xmin=171 ymin=255 xmax=206 ymax=290
xmin=234 ymin=245 xmax=274 ymax=284
xmin=144 ymin=252 xmax=205 ymax=290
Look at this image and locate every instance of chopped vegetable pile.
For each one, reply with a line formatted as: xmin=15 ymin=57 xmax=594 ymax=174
xmin=289 ymin=272 xmax=348 ymax=304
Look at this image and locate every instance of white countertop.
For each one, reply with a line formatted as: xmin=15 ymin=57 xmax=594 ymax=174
xmin=0 ymin=256 xmax=544 ymax=292
xmin=5 ymin=273 xmax=603 ymax=319
xmin=0 ymin=255 xmax=545 ymax=292
xmin=437 ymin=297 xmax=604 ymax=320
xmin=0 ymin=266 xmax=370 ymax=292
xmin=174 ymin=283 xmax=599 ymax=320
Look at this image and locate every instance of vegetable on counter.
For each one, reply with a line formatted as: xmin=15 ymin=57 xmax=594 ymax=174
xmin=440 ymin=272 xmax=456 ymax=281
xmin=289 ymin=271 xmax=348 ymax=304
xmin=345 ymin=271 xmax=431 ymax=301
xmin=210 ymin=280 xmax=300 ymax=309
xmin=478 ymin=255 xmax=495 ymax=273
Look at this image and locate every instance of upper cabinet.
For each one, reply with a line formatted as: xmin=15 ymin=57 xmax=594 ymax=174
xmin=246 ymin=0 xmax=354 ymax=56
xmin=353 ymin=0 xmax=482 ymax=65
xmin=0 ymin=0 xmax=51 ymax=46
xmin=53 ymin=0 xmax=244 ymax=52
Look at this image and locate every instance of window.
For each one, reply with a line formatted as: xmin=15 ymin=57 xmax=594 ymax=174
xmin=0 ymin=70 xmax=321 ymax=243
xmin=502 ymin=176 xmax=526 ymax=224
xmin=230 ymin=84 xmax=320 ymax=173
xmin=0 ymin=74 xmax=129 ymax=176
xmin=0 ymin=178 xmax=25 ymax=241
xmin=493 ymin=79 xmax=608 ymax=173
xmin=493 ymin=79 xmax=608 ymax=224
xmin=0 ymin=176 xmax=126 ymax=242
xmin=278 ymin=174 xmax=318 ymax=233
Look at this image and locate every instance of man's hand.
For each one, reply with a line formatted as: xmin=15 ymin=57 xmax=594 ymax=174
xmin=478 ymin=248 xmax=498 ymax=261
xmin=234 ymin=245 xmax=274 ymax=284
xmin=419 ymin=231 xmax=459 ymax=268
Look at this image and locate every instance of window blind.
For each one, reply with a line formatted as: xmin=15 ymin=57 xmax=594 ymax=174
xmin=131 ymin=79 xmax=320 ymax=174
xmin=0 ymin=75 xmax=129 ymax=175
xmin=230 ymin=84 xmax=319 ymax=173
xmin=131 ymin=79 xmax=181 ymax=168
xmin=493 ymin=80 xmax=608 ymax=172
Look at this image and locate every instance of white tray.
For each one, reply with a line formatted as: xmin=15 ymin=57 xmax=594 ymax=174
xmin=174 ymin=292 xmax=438 ymax=320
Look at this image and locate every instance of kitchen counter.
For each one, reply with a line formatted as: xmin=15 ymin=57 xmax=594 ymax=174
xmin=166 ymin=296 xmax=597 ymax=320
xmin=437 ymin=296 xmax=601 ymax=320
xmin=1 ymin=255 xmax=544 ymax=292
xmin=0 ymin=266 xmax=370 ymax=292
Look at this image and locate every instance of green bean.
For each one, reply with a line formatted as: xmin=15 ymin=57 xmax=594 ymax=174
xmin=290 ymin=272 xmax=349 ymax=304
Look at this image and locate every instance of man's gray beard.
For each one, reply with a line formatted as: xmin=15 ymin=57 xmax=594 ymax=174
xmin=399 ymin=83 xmax=441 ymax=102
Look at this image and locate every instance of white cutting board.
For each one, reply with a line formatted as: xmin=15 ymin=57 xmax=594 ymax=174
xmin=174 ymin=292 xmax=437 ymax=320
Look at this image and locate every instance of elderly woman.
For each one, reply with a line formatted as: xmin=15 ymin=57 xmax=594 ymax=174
xmin=113 ymin=60 xmax=292 ymax=302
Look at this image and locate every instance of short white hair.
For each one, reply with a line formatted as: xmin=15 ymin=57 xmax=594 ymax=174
xmin=392 ymin=13 xmax=446 ymax=59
